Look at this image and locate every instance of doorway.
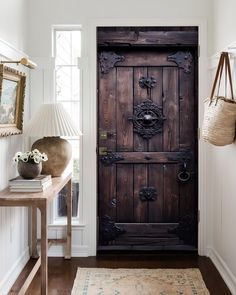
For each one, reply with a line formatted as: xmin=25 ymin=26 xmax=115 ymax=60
xmin=97 ymin=27 xmax=198 ymax=251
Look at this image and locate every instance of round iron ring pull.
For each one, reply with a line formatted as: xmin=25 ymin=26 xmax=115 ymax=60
xmin=177 ymin=161 xmax=191 ymax=182
xmin=177 ymin=170 xmax=191 ymax=182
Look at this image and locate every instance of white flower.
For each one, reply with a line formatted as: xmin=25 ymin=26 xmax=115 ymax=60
xmin=12 ymin=150 xmax=48 ymax=165
xmin=13 ymin=157 xmax=19 ymax=163
xmin=32 ymin=149 xmax=41 ymax=155
xmin=41 ymin=153 xmax=48 ymax=162
xmin=14 ymin=152 xmax=22 ymax=159
xmin=33 ymin=155 xmax=41 ymax=164
xmin=20 ymin=152 xmax=29 ymax=162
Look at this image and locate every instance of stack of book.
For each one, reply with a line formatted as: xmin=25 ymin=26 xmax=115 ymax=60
xmin=9 ymin=175 xmax=52 ymax=192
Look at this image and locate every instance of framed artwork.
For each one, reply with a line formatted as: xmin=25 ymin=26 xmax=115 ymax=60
xmin=0 ymin=65 xmax=26 ymax=136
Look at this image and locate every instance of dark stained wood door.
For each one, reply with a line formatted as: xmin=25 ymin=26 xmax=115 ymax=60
xmin=97 ymin=28 xmax=198 ymax=251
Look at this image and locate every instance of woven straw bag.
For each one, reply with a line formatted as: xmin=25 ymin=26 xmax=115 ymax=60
xmin=202 ymin=52 xmax=236 ymax=146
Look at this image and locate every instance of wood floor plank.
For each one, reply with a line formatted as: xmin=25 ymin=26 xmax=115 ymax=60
xmin=9 ymin=255 xmax=231 ymax=295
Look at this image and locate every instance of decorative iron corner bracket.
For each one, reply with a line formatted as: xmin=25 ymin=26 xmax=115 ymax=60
xmin=100 ymin=215 xmax=126 ymax=244
xmin=168 ymin=215 xmax=196 ymax=244
xmin=99 ymin=51 xmax=125 ymax=74
xmin=167 ymin=51 xmax=193 ymax=74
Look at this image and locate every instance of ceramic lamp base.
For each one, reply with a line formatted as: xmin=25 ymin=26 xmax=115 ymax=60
xmin=32 ymin=137 xmax=72 ymax=177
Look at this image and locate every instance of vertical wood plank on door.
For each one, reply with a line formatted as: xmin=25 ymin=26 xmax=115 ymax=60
xmin=163 ymin=164 xmax=179 ymax=222
xmin=163 ymin=67 xmax=179 ymax=152
xmin=179 ymin=67 xmax=195 ymax=149
xmin=98 ymin=67 xmax=117 ymax=220
xmin=99 ymin=165 xmax=117 ymax=220
xmin=98 ymin=67 xmax=116 ymax=151
xmin=117 ymin=164 xmax=133 ymax=222
xmin=179 ymin=161 xmax=195 ymax=218
xmin=133 ymin=67 xmax=148 ymax=151
xmin=148 ymin=164 xmax=163 ymax=222
xmin=133 ymin=164 xmax=148 ymax=223
xmin=148 ymin=67 xmax=163 ymax=152
xmin=179 ymin=66 xmax=196 ymax=218
xmin=117 ymin=67 xmax=133 ymax=151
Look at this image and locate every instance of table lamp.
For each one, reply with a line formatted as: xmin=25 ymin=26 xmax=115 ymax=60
xmin=24 ymin=103 xmax=82 ymax=177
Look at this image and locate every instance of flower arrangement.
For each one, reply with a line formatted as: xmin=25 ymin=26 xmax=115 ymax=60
xmin=13 ymin=149 xmax=48 ymax=164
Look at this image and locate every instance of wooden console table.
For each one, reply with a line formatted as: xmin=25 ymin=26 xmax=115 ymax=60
xmin=0 ymin=172 xmax=72 ymax=295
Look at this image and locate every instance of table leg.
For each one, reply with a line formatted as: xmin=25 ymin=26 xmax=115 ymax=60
xmin=39 ymin=201 xmax=48 ymax=295
xmin=31 ymin=206 xmax=39 ymax=258
xmin=65 ymin=179 xmax=72 ymax=259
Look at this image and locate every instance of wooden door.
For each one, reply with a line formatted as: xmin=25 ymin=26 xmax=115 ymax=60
xmin=97 ymin=28 xmax=198 ymax=251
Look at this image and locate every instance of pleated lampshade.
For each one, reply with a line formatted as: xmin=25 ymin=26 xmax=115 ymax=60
xmin=24 ymin=103 xmax=82 ymax=177
xmin=24 ymin=103 xmax=82 ymax=137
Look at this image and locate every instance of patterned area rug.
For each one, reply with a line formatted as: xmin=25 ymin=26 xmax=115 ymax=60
xmin=71 ymin=268 xmax=210 ymax=295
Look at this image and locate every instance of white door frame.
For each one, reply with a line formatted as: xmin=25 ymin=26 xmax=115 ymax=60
xmin=82 ymin=18 xmax=208 ymax=256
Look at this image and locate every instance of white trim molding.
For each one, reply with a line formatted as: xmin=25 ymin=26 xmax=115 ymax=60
xmin=44 ymin=225 xmax=88 ymax=257
xmin=208 ymin=247 xmax=236 ymax=295
xmin=48 ymin=245 xmax=89 ymax=257
xmin=88 ymin=17 xmax=208 ymax=256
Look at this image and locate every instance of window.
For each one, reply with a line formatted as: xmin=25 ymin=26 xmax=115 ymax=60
xmin=54 ymin=29 xmax=81 ymax=219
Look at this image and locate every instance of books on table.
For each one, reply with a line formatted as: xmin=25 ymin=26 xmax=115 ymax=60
xmin=9 ymin=175 xmax=52 ymax=192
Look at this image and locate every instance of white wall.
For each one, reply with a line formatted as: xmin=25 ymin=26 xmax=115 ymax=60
xmin=0 ymin=1 xmax=30 ymax=294
xmin=0 ymin=0 xmax=28 ymax=52
xmin=27 ymin=0 xmax=211 ymax=257
xmin=206 ymin=1 xmax=236 ymax=293
xmin=28 ymin=0 xmax=212 ymax=56
xmin=211 ymin=0 xmax=236 ymax=55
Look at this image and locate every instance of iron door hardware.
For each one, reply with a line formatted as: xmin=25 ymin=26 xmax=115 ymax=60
xmin=99 ymin=131 xmax=117 ymax=140
xmin=100 ymin=131 xmax=108 ymax=140
xmin=100 ymin=152 xmax=124 ymax=166
xmin=139 ymin=187 xmax=157 ymax=202
xmin=177 ymin=160 xmax=191 ymax=182
xmin=139 ymin=76 xmax=157 ymax=89
xmin=128 ymin=100 xmax=166 ymax=139
xmin=99 ymin=147 xmax=108 ymax=156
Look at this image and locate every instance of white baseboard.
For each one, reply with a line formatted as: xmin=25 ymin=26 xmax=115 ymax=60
xmin=208 ymin=247 xmax=236 ymax=295
xmin=0 ymin=246 xmax=30 ymax=295
xmin=48 ymin=245 xmax=89 ymax=257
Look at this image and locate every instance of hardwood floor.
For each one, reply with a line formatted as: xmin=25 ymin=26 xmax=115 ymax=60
xmin=9 ymin=254 xmax=231 ymax=295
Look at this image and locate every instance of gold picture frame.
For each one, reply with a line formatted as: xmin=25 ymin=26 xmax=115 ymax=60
xmin=0 ymin=65 xmax=26 ymax=136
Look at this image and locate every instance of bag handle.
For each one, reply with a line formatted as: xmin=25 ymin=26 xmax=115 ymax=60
xmin=225 ymin=52 xmax=234 ymax=99
xmin=210 ymin=52 xmax=234 ymax=102
xmin=210 ymin=52 xmax=225 ymax=101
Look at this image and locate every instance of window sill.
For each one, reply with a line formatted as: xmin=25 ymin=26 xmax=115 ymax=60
xmin=48 ymin=220 xmax=85 ymax=228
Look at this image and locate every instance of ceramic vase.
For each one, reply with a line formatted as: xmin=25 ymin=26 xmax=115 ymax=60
xmin=17 ymin=161 xmax=42 ymax=179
